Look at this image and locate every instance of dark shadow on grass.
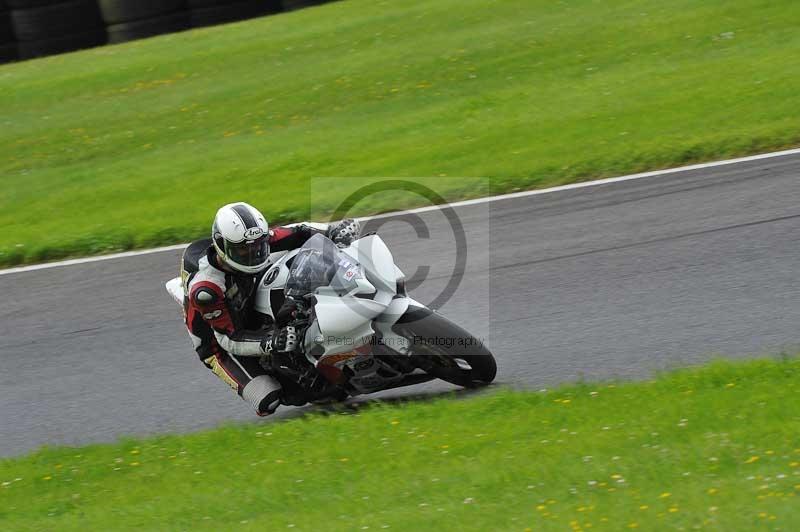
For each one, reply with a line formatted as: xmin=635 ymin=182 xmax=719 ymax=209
xmin=263 ymin=383 xmax=500 ymax=423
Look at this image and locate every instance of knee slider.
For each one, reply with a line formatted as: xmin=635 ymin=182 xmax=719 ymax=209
xmin=242 ymin=375 xmax=283 ymax=416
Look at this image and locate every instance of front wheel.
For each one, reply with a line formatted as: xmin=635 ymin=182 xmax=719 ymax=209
xmin=392 ymin=306 xmax=497 ymax=387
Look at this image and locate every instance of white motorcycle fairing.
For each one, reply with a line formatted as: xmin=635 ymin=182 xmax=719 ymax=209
xmin=252 ymin=234 xmax=424 ymax=394
xmin=254 ymin=234 xmax=416 ymax=358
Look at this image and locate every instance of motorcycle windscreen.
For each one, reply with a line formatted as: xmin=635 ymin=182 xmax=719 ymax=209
xmin=285 ymin=234 xmax=363 ymax=297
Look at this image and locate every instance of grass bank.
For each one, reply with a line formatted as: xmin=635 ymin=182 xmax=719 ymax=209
xmin=1 ymin=0 xmax=799 ymax=265
xmin=2 ymin=357 xmax=799 ymax=530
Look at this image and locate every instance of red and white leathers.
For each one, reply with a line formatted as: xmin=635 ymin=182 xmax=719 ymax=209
xmin=182 ymin=223 xmax=329 ymax=415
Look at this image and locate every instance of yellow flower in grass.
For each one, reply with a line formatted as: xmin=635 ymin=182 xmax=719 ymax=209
xmin=745 ymin=456 xmax=760 ymax=464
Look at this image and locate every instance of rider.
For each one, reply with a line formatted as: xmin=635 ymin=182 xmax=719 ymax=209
xmin=180 ymin=201 xmax=360 ymax=416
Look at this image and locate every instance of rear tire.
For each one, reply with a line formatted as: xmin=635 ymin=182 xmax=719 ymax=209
xmin=392 ymin=306 xmax=496 ymax=387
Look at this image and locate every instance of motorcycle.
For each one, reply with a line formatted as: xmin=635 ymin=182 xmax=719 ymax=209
xmin=165 ymin=232 xmax=496 ymax=404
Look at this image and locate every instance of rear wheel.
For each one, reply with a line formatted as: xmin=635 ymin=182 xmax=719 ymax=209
xmin=392 ymin=306 xmax=496 ymax=387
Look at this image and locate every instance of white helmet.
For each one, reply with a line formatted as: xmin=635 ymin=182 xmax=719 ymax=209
xmin=212 ymin=202 xmax=271 ymax=274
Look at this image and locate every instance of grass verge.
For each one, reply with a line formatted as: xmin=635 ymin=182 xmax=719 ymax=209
xmin=2 ymin=357 xmax=799 ymax=530
xmin=1 ymin=0 xmax=799 ymax=265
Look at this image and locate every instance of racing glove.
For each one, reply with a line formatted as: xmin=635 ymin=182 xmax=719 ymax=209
xmin=270 ymin=326 xmax=299 ymax=354
xmin=327 ymin=218 xmax=361 ymax=247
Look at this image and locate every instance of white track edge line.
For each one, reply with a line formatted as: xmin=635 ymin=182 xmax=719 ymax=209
xmin=360 ymin=146 xmax=800 ymax=220
xmin=0 ymin=244 xmax=191 ymax=276
xmin=2 ymin=146 xmax=799 ymax=277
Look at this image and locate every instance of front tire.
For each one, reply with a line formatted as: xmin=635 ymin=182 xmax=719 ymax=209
xmin=392 ymin=306 xmax=496 ymax=387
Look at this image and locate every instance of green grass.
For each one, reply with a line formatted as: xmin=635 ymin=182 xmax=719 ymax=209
xmin=2 ymin=358 xmax=800 ymax=530
xmin=2 ymin=0 xmax=799 ymax=265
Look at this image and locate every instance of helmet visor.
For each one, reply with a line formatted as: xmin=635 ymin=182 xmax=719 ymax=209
xmin=224 ymin=236 xmax=270 ymax=268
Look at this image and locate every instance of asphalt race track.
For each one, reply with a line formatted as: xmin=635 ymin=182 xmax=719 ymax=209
xmin=2 ymin=153 xmax=799 ymax=457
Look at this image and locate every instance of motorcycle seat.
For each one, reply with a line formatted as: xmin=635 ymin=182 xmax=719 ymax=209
xmin=182 ymin=238 xmax=213 ymax=275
